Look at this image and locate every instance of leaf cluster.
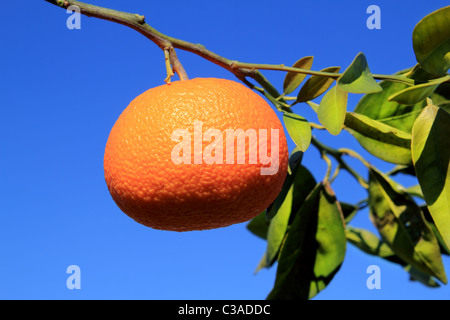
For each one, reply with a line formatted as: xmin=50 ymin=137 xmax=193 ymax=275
xmin=247 ymin=6 xmax=450 ymax=299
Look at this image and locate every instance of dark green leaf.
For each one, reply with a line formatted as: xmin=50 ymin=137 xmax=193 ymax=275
xmin=411 ymin=105 xmax=450 ymax=249
xmin=368 ymin=167 xmax=447 ymax=284
xmin=345 ymin=112 xmax=412 ymax=148
xmin=254 ymin=251 xmax=268 ymax=274
xmin=288 ymin=147 xmax=303 ymax=174
xmin=408 ymin=64 xmax=443 ymax=83
xmin=351 ymin=77 xmax=429 ymax=164
xmin=389 ymin=83 xmax=439 ymax=105
xmin=346 ymin=225 xmax=443 ymax=287
xmin=263 ymin=91 xmax=289 ymax=111
xmin=266 ymin=160 xmax=316 ymax=220
xmin=267 ymin=182 xmax=346 ymax=300
xmin=317 ymin=86 xmax=348 ymax=135
xmin=413 ymin=6 xmax=450 ymax=76
xmin=306 ymin=101 xmax=319 ymax=113
xmin=265 ymin=152 xmax=301 ymax=221
xmin=388 ymin=76 xmax=449 ymax=105
xmin=297 ymin=66 xmax=341 ymax=102
xmin=387 ymin=165 xmax=416 ymax=177
xmin=337 ymin=52 xmax=382 ymax=93
xmin=433 ymin=82 xmax=450 ymax=113
xmin=266 ymin=183 xmax=322 ymax=300
xmin=283 ymin=56 xmax=314 ymax=95
xmin=283 ymin=113 xmax=312 ymax=152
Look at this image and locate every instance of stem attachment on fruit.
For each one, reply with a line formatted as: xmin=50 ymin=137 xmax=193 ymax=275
xmin=163 ymin=47 xmax=188 ymax=83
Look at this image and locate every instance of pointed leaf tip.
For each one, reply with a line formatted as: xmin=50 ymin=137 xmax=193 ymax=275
xmin=338 ymin=52 xmax=382 ymax=94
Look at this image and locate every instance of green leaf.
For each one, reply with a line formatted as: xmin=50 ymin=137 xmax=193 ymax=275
xmin=413 ymin=6 xmax=450 ymax=76
xmin=265 ymin=165 xmax=317 ymax=267
xmin=267 ymin=182 xmax=346 ymax=300
xmin=306 ymin=101 xmax=319 ymax=113
xmin=388 ymin=76 xmax=450 ymax=105
xmin=265 ymin=177 xmax=292 ymax=221
xmin=263 ymin=91 xmax=289 ymax=111
xmin=283 ymin=113 xmax=312 ymax=152
xmin=351 ymin=77 xmax=430 ymax=165
xmin=354 ymin=79 xmax=428 ymax=133
xmin=368 ymin=167 xmax=447 ymax=284
xmin=317 ymin=86 xmax=348 ymax=135
xmin=297 ymin=66 xmax=341 ymax=102
xmin=408 ymin=64 xmax=443 ymax=83
xmin=387 ymin=164 xmax=416 ymax=177
xmin=411 ymin=105 xmax=450 ymax=249
xmin=388 ymin=83 xmax=439 ymax=105
xmin=246 ymin=211 xmax=269 ymax=240
xmin=283 ymin=56 xmax=314 ymax=95
xmin=254 ymin=251 xmax=268 ymax=274
xmin=288 ymin=147 xmax=303 ymax=174
xmin=346 ymin=226 xmax=395 ymax=259
xmin=337 ymin=52 xmax=382 ymax=93
xmin=309 ymin=183 xmax=346 ymax=299
xmin=345 ymin=112 xmax=412 ymax=148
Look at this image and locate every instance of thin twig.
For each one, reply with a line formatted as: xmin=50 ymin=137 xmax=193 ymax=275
xmin=311 ymin=137 xmax=369 ymax=189
xmin=163 ymin=48 xmax=174 ymax=83
xmin=44 ymin=0 xmax=415 ymax=90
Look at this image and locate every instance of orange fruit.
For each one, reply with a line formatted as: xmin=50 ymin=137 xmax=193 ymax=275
xmin=104 ymin=78 xmax=289 ymax=231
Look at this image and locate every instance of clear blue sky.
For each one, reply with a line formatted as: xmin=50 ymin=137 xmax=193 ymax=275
xmin=1 ymin=0 xmax=449 ymax=300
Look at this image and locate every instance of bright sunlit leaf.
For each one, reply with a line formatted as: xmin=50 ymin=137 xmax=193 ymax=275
xmin=317 ymin=86 xmax=348 ymax=135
